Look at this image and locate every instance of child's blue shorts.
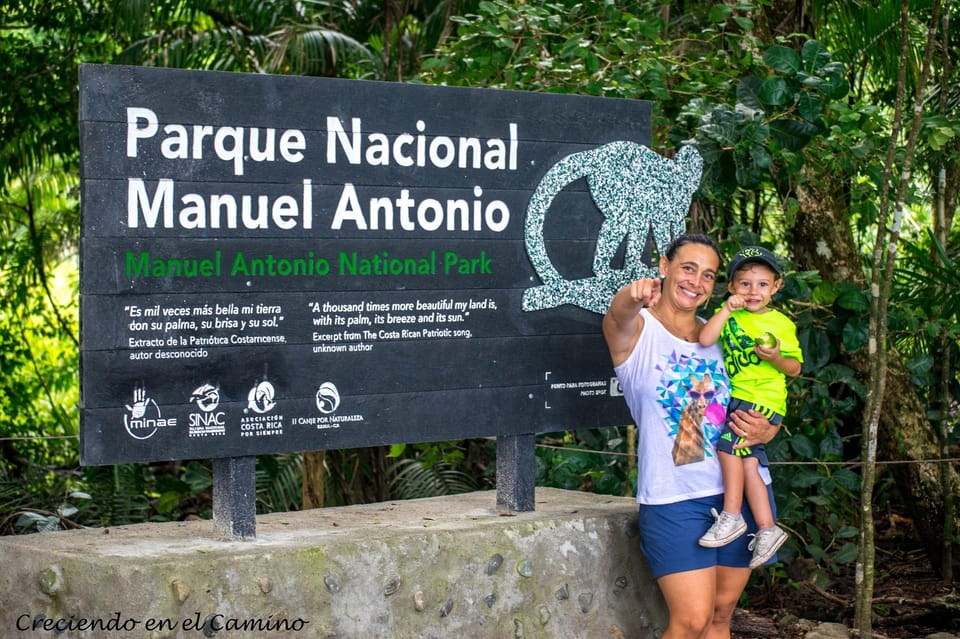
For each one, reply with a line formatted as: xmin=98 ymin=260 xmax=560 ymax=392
xmin=637 ymin=485 xmax=778 ymax=579
xmin=716 ymin=398 xmax=783 ymax=466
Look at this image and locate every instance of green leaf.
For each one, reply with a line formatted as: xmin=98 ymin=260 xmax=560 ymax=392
xmin=155 ymin=491 xmax=182 ymax=514
xmin=836 ymin=525 xmax=859 ymax=539
xmin=734 ymin=153 xmax=763 ymax=188
xmin=789 ymin=433 xmax=818 ymax=460
xmin=928 ymin=126 xmax=956 ymax=151
xmin=585 ymin=52 xmax=599 ymax=73
xmin=819 ymin=479 xmax=836 ymax=496
xmin=841 ymin=315 xmax=869 ymax=351
xmin=696 ymin=138 xmax=724 ymax=164
xmin=819 ymin=72 xmax=850 ymax=100
xmin=804 ymin=544 xmax=826 ymax=562
xmin=805 ymin=523 xmax=824 ymax=547
xmin=763 ymin=45 xmax=800 ymax=74
xmin=833 ymin=542 xmax=859 ymax=564
xmin=798 ymin=72 xmax=823 ymax=89
xmin=736 ymin=77 xmax=764 ymax=111
xmin=789 ymin=469 xmax=823 ymax=490
xmin=16 ymin=512 xmax=48 ymax=530
xmin=835 ymin=285 xmax=869 ymax=311
xmin=811 ymin=281 xmax=842 ymax=305
xmin=769 ymin=119 xmax=817 ymax=151
xmin=797 ymin=93 xmax=822 ymax=122
xmin=183 ymin=461 xmax=211 ymax=493
xmin=757 ymin=77 xmax=790 ymax=106
xmin=906 ymin=353 xmax=934 ymax=386
xmin=819 ymin=429 xmax=844 ymax=458
xmin=708 ymin=4 xmax=733 ymax=23
xmin=831 ymin=469 xmax=861 ymax=491
xmin=701 ymin=109 xmax=740 ymax=146
xmin=57 ymin=504 xmax=79 ymax=518
xmin=823 ymin=366 xmax=866 ymax=399
xmin=750 ymin=145 xmax=772 ymax=169
xmin=798 ymin=327 xmax=832 ymax=372
xmin=906 ymin=353 xmax=934 ymax=375
xmin=800 ymin=40 xmax=830 ymax=73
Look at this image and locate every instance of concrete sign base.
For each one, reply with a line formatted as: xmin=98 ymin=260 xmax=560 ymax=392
xmin=1 ymin=488 xmax=666 ymax=638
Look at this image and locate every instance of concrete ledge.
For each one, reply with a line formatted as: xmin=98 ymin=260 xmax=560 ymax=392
xmin=0 ymin=487 xmax=666 ymax=638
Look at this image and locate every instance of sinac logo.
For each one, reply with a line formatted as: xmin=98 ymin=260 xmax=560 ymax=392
xmin=190 ymin=383 xmax=221 ymax=412
xmin=315 ymin=382 xmax=340 ymax=414
xmin=246 ymin=380 xmax=277 ymax=414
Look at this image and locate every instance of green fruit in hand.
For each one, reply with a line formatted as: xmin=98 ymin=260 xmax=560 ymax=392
xmin=754 ymin=332 xmax=777 ymax=348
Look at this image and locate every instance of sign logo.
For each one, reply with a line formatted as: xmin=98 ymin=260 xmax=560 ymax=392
xmin=123 ymin=386 xmax=175 ymax=440
xmin=522 ymin=142 xmax=702 ymax=314
xmin=188 ymin=383 xmax=226 ymax=437
xmin=241 ymin=378 xmax=283 ymax=437
xmin=190 ymin=383 xmax=221 ymax=412
xmin=609 ymin=377 xmax=623 ymax=397
xmin=315 ymin=382 xmax=341 ymax=414
xmin=246 ymin=380 xmax=277 ymax=414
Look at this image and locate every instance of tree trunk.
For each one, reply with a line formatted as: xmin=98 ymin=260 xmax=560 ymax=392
xmin=302 ymin=450 xmax=326 ymax=509
xmin=790 ymin=176 xmax=959 ymax=576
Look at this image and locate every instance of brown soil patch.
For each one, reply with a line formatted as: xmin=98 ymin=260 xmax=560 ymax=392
xmin=734 ymin=518 xmax=959 ymax=638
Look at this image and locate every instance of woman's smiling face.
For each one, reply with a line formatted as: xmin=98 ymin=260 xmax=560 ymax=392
xmin=658 ymin=242 xmax=719 ymax=311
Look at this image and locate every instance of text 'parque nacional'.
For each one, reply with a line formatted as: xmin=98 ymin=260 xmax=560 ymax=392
xmin=124 ymin=108 xmax=519 ymax=233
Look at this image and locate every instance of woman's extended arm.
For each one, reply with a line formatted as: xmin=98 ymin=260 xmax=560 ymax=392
xmin=602 ymin=278 xmax=660 ymax=367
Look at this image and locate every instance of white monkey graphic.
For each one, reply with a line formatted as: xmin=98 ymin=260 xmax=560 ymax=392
xmin=523 ymin=142 xmax=703 ymax=314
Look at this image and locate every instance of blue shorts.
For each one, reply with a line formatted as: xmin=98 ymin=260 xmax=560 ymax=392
xmin=637 ymin=485 xmax=778 ymax=579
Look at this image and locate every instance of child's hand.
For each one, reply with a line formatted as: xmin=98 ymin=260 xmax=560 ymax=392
xmin=726 ymin=294 xmax=746 ymax=312
xmin=754 ymin=337 xmax=781 ymax=360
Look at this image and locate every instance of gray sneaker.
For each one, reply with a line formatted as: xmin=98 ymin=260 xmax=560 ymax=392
xmin=748 ymin=525 xmax=788 ymax=568
xmin=698 ymin=508 xmax=748 ymax=547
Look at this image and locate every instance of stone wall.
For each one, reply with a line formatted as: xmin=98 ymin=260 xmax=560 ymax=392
xmin=0 ymin=488 xmax=667 ymax=638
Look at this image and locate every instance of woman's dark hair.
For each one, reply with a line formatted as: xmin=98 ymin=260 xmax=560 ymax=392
xmin=663 ymin=233 xmax=720 ymax=262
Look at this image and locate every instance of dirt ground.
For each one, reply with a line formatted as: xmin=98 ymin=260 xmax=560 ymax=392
xmin=732 ymin=517 xmax=960 ymax=639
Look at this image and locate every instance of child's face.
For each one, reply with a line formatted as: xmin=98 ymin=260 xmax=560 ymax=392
xmin=727 ymin=263 xmax=781 ymax=312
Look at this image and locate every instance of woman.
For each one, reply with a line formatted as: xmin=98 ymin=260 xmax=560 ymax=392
xmin=602 ymin=233 xmax=780 ymax=639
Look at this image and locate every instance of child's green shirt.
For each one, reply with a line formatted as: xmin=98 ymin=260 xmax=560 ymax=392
xmin=717 ymin=308 xmax=803 ymax=414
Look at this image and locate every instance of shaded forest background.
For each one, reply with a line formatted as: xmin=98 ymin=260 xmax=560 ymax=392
xmin=1 ymin=0 xmax=958 ymax=629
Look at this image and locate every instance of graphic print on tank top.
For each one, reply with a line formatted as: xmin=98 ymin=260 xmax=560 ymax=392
xmin=656 ymin=350 xmax=729 ymax=466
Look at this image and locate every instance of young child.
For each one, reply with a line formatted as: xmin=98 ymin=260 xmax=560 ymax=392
xmin=698 ymin=246 xmax=803 ymax=568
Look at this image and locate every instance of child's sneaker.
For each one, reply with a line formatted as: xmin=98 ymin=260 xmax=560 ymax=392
xmin=698 ymin=508 xmax=748 ymax=547
xmin=748 ymin=525 xmax=788 ymax=568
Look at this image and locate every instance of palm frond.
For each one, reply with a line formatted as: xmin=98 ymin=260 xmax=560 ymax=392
xmin=894 ymin=230 xmax=960 ymax=319
xmin=256 ymin=453 xmax=303 ymax=512
xmin=388 ymin=457 xmax=480 ymax=500
xmin=264 ymin=23 xmax=380 ymax=77
xmin=817 ymin=0 xmax=932 ymax=98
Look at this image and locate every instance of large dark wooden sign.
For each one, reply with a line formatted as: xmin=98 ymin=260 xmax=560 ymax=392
xmin=79 ymin=64 xmax=656 ymax=466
